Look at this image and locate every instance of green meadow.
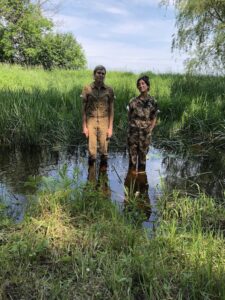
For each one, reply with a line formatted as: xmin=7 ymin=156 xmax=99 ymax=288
xmin=0 ymin=64 xmax=224 ymax=148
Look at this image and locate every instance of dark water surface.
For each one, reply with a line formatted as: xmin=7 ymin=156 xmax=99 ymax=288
xmin=0 ymin=145 xmax=224 ymax=222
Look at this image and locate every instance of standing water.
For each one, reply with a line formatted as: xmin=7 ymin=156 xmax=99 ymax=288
xmin=0 ymin=145 xmax=224 ymax=222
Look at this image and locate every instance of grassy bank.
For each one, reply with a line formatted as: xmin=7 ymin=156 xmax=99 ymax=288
xmin=0 ymin=64 xmax=224 ymax=148
xmin=0 ymin=172 xmax=225 ymax=299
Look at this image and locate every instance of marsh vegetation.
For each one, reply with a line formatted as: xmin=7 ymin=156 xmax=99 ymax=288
xmin=0 ymin=170 xmax=225 ymax=299
xmin=0 ymin=64 xmax=224 ymax=148
xmin=0 ymin=64 xmax=224 ymax=299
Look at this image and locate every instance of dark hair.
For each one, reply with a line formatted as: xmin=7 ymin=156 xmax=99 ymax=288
xmin=136 ymin=75 xmax=150 ymax=88
xmin=93 ymin=65 xmax=106 ymax=75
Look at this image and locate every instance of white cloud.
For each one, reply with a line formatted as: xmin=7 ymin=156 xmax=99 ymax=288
xmin=94 ymin=3 xmax=129 ymax=16
xmin=52 ymin=14 xmax=99 ymax=31
xmin=61 ymin=0 xmax=129 ymax=16
xmin=120 ymin=0 xmax=161 ymax=7
xmin=49 ymin=1 xmax=184 ymax=73
xmin=53 ymin=13 xmax=174 ymax=43
xmin=78 ymin=37 xmax=185 ymax=73
xmin=111 ymin=23 xmax=144 ymax=35
xmin=127 ymin=0 xmax=174 ymax=6
xmin=130 ymin=0 xmax=159 ymax=5
xmin=111 ymin=19 xmax=174 ymax=42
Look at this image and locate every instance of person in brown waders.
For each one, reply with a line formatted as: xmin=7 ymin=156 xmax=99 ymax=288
xmin=81 ymin=65 xmax=115 ymax=169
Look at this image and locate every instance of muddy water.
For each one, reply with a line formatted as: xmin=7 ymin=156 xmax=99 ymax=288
xmin=0 ymin=145 xmax=224 ymax=222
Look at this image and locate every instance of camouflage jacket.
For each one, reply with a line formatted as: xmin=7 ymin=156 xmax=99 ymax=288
xmin=128 ymin=95 xmax=158 ymax=128
xmin=81 ymin=82 xmax=115 ymax=118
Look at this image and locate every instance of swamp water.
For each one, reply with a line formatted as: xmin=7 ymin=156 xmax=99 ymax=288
xmin=0 ymin=145 xmax=224 ymax=223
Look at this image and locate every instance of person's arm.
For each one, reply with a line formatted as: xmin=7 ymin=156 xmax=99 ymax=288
xmin=127 ymin=99 xmax=134 ymax=128
xmin=107 ymin=88 xmax=115 ymax=138
xmin=82 ymin=105 xmax=89 ymax=137
xmin=81 ymin=86 xmax=89 ymax=138
xmin=150 ymin=117 xmax=157 ymax=131
xmin=150 ymin=98 xmax=159 ymax=131
xmin=107 ymin=101 xmax=114 ymax=138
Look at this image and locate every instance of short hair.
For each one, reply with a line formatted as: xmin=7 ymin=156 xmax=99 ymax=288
xmin=137 ymin=75 xmax=150 ymax=88
xmin=93 ymin=65 xmax=106 ymax=75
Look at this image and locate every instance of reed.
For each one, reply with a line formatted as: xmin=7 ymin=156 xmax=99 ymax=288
xmin=0 ymin=64 xmax=224 ymax=148
xmin=152 ymin=73 xmax=225 ymax=148
xmin=0 ymin=65 xmax=136 ymax=146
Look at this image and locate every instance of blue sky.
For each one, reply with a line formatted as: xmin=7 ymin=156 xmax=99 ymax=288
xmin=51 ymin=0 xmax=186 ymax=73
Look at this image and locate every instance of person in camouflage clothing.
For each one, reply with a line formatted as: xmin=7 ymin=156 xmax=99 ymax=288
xmin=81 ymin=65 xmax=115 ymax=166
xmin=127 ymin=75 xmax=159 ymax=172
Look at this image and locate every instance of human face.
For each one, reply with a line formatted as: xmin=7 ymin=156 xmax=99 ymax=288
xmin=137 ymin=79 xmax=149 ymax=93
xmin=94 ymin=69 xmax=106 ymax=84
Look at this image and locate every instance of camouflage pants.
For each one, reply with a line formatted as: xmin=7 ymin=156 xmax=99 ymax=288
xmin=127 ymin=126 xmax=152 ymax=168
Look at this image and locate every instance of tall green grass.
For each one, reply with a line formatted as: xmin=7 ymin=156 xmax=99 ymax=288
xmin=0 ymin=64 xmax=136 ymax=145
xmin=152 ymin=73 xmax=225 ymax=148
xmin=0 ymin=64 xmax=224 ymax=147
xmin=0 ymin=169 xmax=224 ymax=299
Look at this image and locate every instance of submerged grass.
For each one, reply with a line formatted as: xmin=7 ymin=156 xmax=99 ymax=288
xmin=0 ymin=170 xmax=225 ymax=299
xmin=0 ymin=64 xmax=224 ymax=148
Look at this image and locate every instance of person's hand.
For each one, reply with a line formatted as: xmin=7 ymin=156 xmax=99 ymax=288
xmin=83 ymin=126 xmax=89 ymax=138
xmin=107 ymin=127 xmax=113 ymax=138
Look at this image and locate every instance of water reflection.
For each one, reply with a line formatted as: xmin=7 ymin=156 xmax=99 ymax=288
xmin=162 ymin=150 xmax=225 ymax=200
xmin=124 ymin=168 xmax=151 ymax=221
xmin=0 ymin=146 xmax=61 ymax=220
xmin=87 ymin=161 xmax=111 ymax=198
xmin=0 ymin=144 xmax=224 ymax=221
xmin=0 ymin=146 xmax=60 ymax=194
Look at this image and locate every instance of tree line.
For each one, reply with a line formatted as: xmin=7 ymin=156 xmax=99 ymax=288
xmin=0 ymin=0 xmax=86 ymax=69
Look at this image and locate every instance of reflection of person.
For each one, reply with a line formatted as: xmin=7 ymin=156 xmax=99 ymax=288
xmin=124 ymin=168 xmax=151 ymax=220
xmin=127 ymin=75 xmax=159 ymax=173
xmin=81 ymin=65 xmax=115 ymax=166
xmin=87 ymin=162 xmax=111 ymax=198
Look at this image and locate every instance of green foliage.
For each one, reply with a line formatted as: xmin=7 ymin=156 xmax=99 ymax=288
xmin=0 ymin=0 xmax=53 ymax=64
xmin=0 ymin=168 xmax=224 ymax=299
xmin=0 ymin=65 xmax=224 ymax=148
xmin=0 ymin=65 xmax=136 ymax=146
xmin=0 ymin=0 xmax=86 ymax=69
xmin=40 ymin=33 xmax=86 ymax=70
xmin=161 ymin=0 xmax=225 ymax=73
xmin=150 ymin=72 xmax=225 ymax=148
